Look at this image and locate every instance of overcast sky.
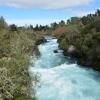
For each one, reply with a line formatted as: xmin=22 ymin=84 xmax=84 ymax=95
xmin=0 ymin=0 xmax=99 ymax=26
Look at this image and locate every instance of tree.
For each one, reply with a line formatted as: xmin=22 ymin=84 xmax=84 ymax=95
xmin=96 ymin=9 xmax=100 ymax=16
xmin=34 ymin=24 xmax=39 ymax=31
xmin=81 ymin=16 xmax=89 ymax=25
xmin=67 ymin=19 xmax=71 ymax=24
xmin=9 ymin=24 xmax=17 ymax=31
xmin=0 ymin=16 xmax=7 ymax=29
xmin=70 ymin=17 xmax=80 ymax=24
xmin=29 ymin=24 xmax=34 ymax=30
xmin=51 ymin=22 xmax=58 ymax=30
xmin=59 ymin=20 xmax=65 ymax=26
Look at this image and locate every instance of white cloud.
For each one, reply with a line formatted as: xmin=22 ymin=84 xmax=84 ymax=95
xmin=0 ymin=0 xmax=93 ymax=9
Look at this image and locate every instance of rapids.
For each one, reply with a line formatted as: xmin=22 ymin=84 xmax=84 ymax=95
xmin=30 ymin=37 xmax=100 ymax=100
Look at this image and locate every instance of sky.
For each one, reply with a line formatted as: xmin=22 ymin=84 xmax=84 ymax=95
xmin=0 ymin=0 xmax=100 ymax=26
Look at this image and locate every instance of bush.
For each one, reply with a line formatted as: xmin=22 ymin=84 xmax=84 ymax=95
xmin=0 ymin=23 xmax=39 ymax=99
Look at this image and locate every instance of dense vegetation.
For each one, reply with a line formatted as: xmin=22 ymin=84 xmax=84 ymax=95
xmin=52 ymin=10 xmax=100 ymax=71
xmin=0 ymin=17 xmax=45 ymax=100
xmin=31 ymin=10 xmax=100 ymax=72
xmin=0 ymin=9 xmax=100 ymax=99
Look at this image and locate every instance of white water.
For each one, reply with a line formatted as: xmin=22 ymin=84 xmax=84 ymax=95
xmin=30 ymin=37 xmax=100 ymax=100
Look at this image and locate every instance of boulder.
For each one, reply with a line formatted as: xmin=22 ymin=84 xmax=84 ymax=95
xmin=67 ymin=45 xmax=76 ymax=55
xmin=54 ymin=50 xmax=58 ymax=53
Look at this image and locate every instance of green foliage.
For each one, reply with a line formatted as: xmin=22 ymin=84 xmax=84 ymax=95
xmin=35 ymin=35 xmax=46 ymax=45
xmin=9 ymin=24 xmax=17 ymax=31
xmin=0 ymin=16 xmax=7 ymax=29
xmin=51 ymin=22 xmax=59 ymax=30
xmin=59 ymin=20 xmax=66 ymax=27
xmin=57 ymin=9 xmax=100 ymax=71
xmin=59 ymin=39 xmax=69 ymax=50
xmin=0 ymin=18 xmax=40 ymax=100
xmin=93 ymin=32 xmax=100 ymax=42
xmin=0 ymin=67 xmax=15 ymax=100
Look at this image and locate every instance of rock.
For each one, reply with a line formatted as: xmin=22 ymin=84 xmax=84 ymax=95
xmin=67 ymin=45 xmax=76 ymax=54
xmin=52 ymin=37 xmax=56 ymax=39
xmin=54 ymin=50 xmax=58 ymax=53
xmin=35 ymin=37 xmax=47 ymax=45
xmin=62 ymin=45 xmax=77 ymax=57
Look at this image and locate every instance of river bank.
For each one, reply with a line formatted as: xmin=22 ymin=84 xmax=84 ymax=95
xmin=0 ymin=18 xmax=46 ymax=99
xmin=52 ymin=10 xmax=100 ymax=72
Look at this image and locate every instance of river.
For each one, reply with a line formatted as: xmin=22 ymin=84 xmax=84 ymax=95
xmin=30 ymin=37 xmax=100 ymax=100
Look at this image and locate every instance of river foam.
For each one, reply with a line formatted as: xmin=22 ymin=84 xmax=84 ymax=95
xmin=30 ymin=37 xmax=100 ymax=100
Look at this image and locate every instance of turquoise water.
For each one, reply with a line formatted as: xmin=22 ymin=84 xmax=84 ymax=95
xmin=30 ymin=37 xmax=100 ymax=100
